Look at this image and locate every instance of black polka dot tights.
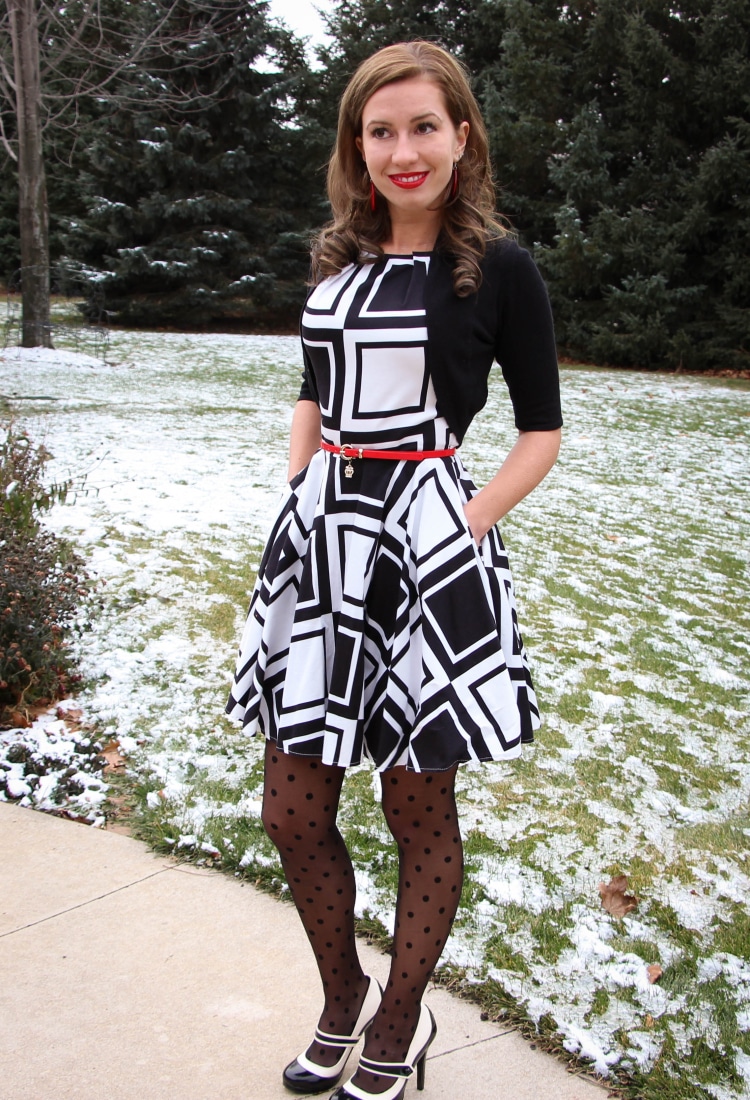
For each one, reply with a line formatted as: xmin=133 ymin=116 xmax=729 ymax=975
xmin=261 ymin=744 xmax=463 ymax=1093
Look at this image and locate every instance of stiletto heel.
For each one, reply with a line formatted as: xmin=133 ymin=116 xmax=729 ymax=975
xmin=329 ymin=1001 xmax=437 ymax=1100
xmin=283 ymin=976 xmax=382 ymax=1094
xmin=415 ymin=1049 xmax=427 ymax=1091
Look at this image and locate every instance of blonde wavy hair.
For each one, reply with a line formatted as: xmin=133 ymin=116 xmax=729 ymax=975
xmin=312 ymin=41 xmax=507 ymax=296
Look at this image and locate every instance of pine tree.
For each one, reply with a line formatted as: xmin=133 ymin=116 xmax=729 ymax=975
xmin=66 ymin=0 xmax=325 ymax=328
xmin=321 ymin=0 xmax=750 ymax=371
xmin=315 ymin=0 xmax=484 ymax=133
xmin=533 ymin=0 xmax=750 ymax=370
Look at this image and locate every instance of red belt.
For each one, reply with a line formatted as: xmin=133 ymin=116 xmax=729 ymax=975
xmin=321 ymin=440 xmax=456 ymax=479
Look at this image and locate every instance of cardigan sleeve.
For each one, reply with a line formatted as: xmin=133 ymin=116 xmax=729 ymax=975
xmin=493 ymin=245 xmax=562 ymax=432
xmin=298 ymin=293 xmax=320 ymax=403
xmin=298 ymin=340 xmax=318 ymax=403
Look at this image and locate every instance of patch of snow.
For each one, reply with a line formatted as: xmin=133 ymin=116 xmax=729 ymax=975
xmin=560 ymin=1021 xmax=620 ymax=1075
xmin=626 ymin=1030 xmax=663 ymax=1069
xmin=1 ymin=346 xmax=105 ymax=368
xmin=0 ymin=712 xmax=108 ymax=825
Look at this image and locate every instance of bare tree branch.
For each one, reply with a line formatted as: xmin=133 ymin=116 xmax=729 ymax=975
xmin=46 ymin=4 xmax=254 ymax=122
xmin=36 ymin=0 xmax=100 ymax=81
xmin=2 ymin=0 xmax=254 ymax=147
xmin=0 ymin=111 xmax=18 ymax=160
xmin=0 ymin=3 xmax=18 ymax=98
xmin=0 ymin=55 xmax=17 ymax=97
xmin=5 ymin=0 xmax=283 ymax=346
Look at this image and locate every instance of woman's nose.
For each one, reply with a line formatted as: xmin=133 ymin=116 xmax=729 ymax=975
xmin=391 ymin=133 xmax=419 ymax=165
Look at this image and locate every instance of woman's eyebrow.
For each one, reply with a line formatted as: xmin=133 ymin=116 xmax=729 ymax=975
xmin=364 ymin=111 xmax=441 ymax=126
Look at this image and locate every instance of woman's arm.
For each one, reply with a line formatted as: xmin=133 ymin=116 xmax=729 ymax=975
xmin=287 ymin=399 xmax=322 ymax=481
xmin=463 ymin=428 xmax=561 ymax=543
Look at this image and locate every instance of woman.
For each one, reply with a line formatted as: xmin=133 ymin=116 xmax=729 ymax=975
xmin=227 ymin=41 xmax=562 ymax=1100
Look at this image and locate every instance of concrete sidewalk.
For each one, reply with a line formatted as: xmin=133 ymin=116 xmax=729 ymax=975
xmin=0 ymin=802 xmax=608 ymax=1100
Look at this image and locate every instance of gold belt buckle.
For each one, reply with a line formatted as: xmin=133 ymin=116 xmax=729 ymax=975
xmin=339 ymin=443 xmax=362 ymax=478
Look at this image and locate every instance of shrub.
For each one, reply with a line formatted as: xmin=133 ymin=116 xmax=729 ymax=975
xmin=0 ymin=426 xmax=71 ymax=537
xmin=0 ymin=423 xmax=92 ymax=727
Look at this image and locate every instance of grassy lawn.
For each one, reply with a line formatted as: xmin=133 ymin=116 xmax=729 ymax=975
xmin=2 ymin=312 xmax=749 ymax=1099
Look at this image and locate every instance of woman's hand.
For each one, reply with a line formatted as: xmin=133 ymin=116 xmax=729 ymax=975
xmin=463 ymin=428 xmax=561 ymax=543
xmin=463 ymin=496 xmax=493 ymax=544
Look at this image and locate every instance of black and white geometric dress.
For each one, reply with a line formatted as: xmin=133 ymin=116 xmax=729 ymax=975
xmin=226 ymin=253 xmax=540 ymax=772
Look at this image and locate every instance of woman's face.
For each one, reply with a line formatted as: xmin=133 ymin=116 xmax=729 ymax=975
xmin=355 ymin=76 xmax=468 ymax=222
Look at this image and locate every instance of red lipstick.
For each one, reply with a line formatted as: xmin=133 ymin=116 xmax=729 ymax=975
xmin=389 ymin=172 xmax=429 ymax=189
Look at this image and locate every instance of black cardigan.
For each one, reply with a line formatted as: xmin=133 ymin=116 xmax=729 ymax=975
xmin=299 ymin=237 xmax=562 ymax=445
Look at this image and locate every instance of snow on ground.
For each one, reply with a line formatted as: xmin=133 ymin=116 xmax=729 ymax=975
xmin=1 ymin=345 xmax=105 ymax=369
xmin=0 ymin=703 xmax=108 ymax=825
xmin=2 ymin=337 xmax=749 ymax=1095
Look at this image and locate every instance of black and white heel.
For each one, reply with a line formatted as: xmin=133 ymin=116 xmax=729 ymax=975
xmin=328 ymin=1001 xmax=437 ymax=1100
xmin=282 ymin=976 xmax=382 ymax=1094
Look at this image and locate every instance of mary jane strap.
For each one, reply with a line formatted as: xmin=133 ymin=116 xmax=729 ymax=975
xmin=314 ymin=1028 xmax=360 ymax=1049
xmin=357 ymin=1055 xmax=413 ymax=1079
xmin=282 ymin=975 xmax=383 ymax=1093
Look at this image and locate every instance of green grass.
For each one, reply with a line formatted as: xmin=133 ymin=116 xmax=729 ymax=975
xmin=20 ymin=334 xmax=750 ymax=1100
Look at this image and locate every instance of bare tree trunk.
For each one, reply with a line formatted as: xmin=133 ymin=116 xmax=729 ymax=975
xmin=9 ymin=0 xmax=51 ymax=348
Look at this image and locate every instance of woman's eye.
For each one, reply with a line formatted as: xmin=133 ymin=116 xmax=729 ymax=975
xmin=371 ymin=127 xmax=389 ymax=139
xmin=416 ymin=121 xmax=436 ymax=134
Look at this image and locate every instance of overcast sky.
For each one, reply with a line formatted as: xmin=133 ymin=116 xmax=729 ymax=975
xmin=268 ymin=0 xmax=334 ymax=48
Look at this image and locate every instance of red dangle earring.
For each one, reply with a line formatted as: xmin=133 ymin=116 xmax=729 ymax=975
xmin=370 ymin=180 xmax=377 ymax=212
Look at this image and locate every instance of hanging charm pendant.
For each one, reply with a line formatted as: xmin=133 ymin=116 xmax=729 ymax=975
xmin=340 ymin=443 xmax=360 ymax=479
